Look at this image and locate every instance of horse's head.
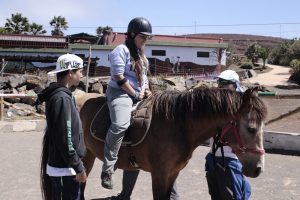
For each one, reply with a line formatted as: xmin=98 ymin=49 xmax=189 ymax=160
xmin=220 ymin=87 xmax=267 ymax=178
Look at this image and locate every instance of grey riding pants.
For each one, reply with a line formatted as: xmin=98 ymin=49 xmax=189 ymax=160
xmin=102 ymin=86 xmax=133 ymax=174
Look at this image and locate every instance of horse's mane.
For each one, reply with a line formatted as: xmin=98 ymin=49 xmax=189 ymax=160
xmin=151 ymin=87 xmax=267 ymax=122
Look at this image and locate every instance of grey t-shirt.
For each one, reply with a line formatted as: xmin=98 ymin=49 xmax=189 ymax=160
xmin=108 ymin=44 xmax=149 ymax=92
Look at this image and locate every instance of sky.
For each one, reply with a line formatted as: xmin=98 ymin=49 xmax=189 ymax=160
xmin=0 ymin=0 xmax=300 ymax=39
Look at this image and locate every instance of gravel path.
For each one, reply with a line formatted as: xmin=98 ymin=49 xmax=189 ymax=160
xmin=245 ymin=64 xmax=291 ymax=86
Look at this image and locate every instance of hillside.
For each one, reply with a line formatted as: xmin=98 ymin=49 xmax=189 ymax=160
xmin=184 ymin=33 xmax=287 ymax=55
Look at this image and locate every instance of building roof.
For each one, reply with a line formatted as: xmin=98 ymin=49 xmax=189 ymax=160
xmin=67 ymin=32 xmax=98 ymax=44
xmin=107 ymin=32 xmax=226 ymax=47
xmin=0 ymin=34 xmax=66 ymax=43
xmin=0 ymin=47 xmax=69 ymax=53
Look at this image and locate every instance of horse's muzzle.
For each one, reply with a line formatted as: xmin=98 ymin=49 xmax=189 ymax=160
xmin=242 ymin=165 xmax=263 ymax=178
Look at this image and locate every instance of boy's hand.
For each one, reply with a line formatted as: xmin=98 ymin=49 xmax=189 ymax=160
xmin=75 ymin=170 xmax=87 ymax=183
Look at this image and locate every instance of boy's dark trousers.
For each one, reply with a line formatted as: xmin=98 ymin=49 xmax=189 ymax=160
xmin=50 ymin=176 xmax=81 ymax=200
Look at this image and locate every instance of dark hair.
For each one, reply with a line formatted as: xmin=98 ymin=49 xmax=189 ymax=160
xmin=125 ymin=35 xmax=139 ymax=61
xmin=125 ymin=17 xmax=152 ymax=61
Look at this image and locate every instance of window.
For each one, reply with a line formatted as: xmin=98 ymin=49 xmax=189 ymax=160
xmin=152 ymin=50 xmax=166 ymax=56
xmin=197 ymin=51 xmax=210 ymax=58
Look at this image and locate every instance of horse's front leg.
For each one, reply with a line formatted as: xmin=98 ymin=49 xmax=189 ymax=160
xmin=151 ymin=170 xmax=179 ymax=200
xmin=80 ymin=148 xmax=96 ymax=200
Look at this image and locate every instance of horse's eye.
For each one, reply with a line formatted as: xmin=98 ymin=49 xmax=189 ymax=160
xmin=247 ymin=126 xmax=257 ymax=134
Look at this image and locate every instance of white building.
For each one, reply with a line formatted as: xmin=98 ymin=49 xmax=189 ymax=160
xmin=0 ymin=33 xmax=228 ymax=76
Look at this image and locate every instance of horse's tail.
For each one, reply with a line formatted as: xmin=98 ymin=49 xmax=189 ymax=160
xmin=40 ymin=129 xmax=52 ymax=200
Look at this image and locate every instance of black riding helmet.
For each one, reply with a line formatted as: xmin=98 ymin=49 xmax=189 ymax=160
xmin=127 ymin=17 xmax=153 ymax=36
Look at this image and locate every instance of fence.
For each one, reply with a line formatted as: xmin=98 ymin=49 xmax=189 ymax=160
xmin=151 ymin=71 xmax=219 ymax=81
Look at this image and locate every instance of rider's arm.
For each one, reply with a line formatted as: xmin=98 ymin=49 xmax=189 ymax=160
xmin=114 ymin=74 xmax=144 ymax=100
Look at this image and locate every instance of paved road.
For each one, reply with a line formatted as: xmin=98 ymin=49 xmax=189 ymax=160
xmin=1 ymin=131 xmax=299 ymax=200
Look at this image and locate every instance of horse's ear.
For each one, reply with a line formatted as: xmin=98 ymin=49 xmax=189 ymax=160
xmin=243 ymin=86 xmax=259 ymax=104
xmin=244 ymin=86 xmax=259 ymax=97
xmin=251 ymin=86 xmax=259 ymax=97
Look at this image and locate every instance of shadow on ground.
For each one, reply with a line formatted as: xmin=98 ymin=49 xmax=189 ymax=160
xmin=266 ymin=149 xmax=300 ymax=156
xmin=275 ymin=84 xmax=300 ymax=90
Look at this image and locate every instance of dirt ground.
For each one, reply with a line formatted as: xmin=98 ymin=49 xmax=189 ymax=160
xmin=0 ymin=131 xmax=299 ymax=200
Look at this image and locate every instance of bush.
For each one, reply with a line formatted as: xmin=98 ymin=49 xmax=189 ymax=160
xmin=289 ymin=59 xmax=300 ymax=85
xmin=290 ymin=59 xmax=300 ymax=73
xmin=240 ymin=62 xmax=254 ymax=69
xmin=279 ymin=56 xmax=291 ymax=66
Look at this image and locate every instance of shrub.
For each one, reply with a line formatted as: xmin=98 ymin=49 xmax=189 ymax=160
xmin=289 ymin=59 xmax=300 ymax=85
xmin=279 ymin=56 xmax=291 ymax=66
xmin=240 ymin=62 xmax=254 ymax=69
xmin=290 ymin=59 xmax=300 ymax=73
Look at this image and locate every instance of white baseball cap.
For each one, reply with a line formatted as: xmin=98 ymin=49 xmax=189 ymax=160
xmin=217 ymin=70 xmax=244 ymax=92
xmin=217 ymin=70 xmax=240 ymax=83
xmin=48 ymin=53 xmax=83 ymax=75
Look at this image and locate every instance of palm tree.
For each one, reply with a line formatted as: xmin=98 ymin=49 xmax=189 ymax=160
xmin=49 ymin=16 xmax=68 ymax=36
xmin=29 ymin=23 xmax=47 ymax=35
xmin=0 ymin=27 xmax=7 ymax=34
xmin=4 ymin=13 xmax=30 ymax=34
xmin=96 ymin=26 xmax=113 ymax=45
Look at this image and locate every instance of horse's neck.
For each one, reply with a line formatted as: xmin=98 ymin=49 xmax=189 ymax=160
xmin=186 ymin=115 xmax=233 ymax=149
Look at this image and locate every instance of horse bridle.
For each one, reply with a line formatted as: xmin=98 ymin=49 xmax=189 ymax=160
xmin=219 ymin=121 xmax=265 ymax=155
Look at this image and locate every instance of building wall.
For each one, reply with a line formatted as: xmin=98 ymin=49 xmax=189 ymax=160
xmin=145 ymin=45 xmax=226 ymax=66
xmin=71 ymin=49 xmax=111 ymax=67
xmin=71 ymin=45 xmax=226 ymax=68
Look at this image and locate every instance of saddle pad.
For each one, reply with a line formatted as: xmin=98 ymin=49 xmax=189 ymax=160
xmin=90 ymin=97 xmax=153 ymax=146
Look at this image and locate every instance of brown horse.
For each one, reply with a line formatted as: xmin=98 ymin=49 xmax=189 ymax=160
xmin=77 ymin=87 xmax=267 ymax=200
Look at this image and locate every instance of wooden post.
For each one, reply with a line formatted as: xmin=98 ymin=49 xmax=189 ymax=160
xmin=85 ymin=46 xmax=92 ymax=93
xmin=1 ymin=58 xmax=6 ymax=77
xmin=0 ymin=97 xmax=4 ymax=121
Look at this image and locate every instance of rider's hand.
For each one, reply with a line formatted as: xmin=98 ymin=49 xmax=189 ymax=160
xmin=75 ymin=170 xmax=87 ymax=183
xmin=144 ymin=89 xmax=152 ymax=98
xmin=138 ymin=91 xmax=145 ymax=100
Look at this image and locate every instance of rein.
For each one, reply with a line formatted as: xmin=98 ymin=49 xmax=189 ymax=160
xmin=219 ymin=121 xmax=265 ymax=155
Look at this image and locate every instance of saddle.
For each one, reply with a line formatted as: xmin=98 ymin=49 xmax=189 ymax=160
xmin=90 ymin=96 xmax=153 ymax=146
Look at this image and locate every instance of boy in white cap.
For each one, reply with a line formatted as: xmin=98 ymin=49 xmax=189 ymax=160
xmin=39 ymin=53 xmax=87 ymax=200
xmin=205 ymin=70 xmax=251 ymax=200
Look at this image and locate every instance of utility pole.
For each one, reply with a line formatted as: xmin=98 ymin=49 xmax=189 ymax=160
xmin=279 ymin=24 xmax=282 ymax=38
xmin=85 ymin=46 xmax=92 ymax=93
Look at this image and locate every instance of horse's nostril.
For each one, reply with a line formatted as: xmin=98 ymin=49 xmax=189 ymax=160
xmin=247 ymin=127 xmax=257 ymax=133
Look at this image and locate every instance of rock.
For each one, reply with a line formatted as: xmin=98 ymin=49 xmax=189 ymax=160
xmin=7 ymin=103 xmax=36 ymax=118
xmin=14 ymin=103 xmax=36 ymax=112
xmin=185 ymin=78 xmax=197 ymax=89
xmin=248 ymin=69 xmax=257 ymax=78
xmin=21 ymin=90 xmax=37 ymax=106
xmin=17 ymin=85 xmax=27 ymax=93
xmin=26 ymin=76 xmax=45 ymax=90
xmin=0 ymin=77 xmax=9 ymax=89
xmin=8 ymin=75 xmax=26 ymax=88
xmin=163 ymin=76 xmax=186 ymax=91
xmin=193 ymin=81 xmax=217 ymax=89
xmin=4 ymin=88 xmax=21 ymax=104
xmin=90 ymin=82 xmax=103 ymax=94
